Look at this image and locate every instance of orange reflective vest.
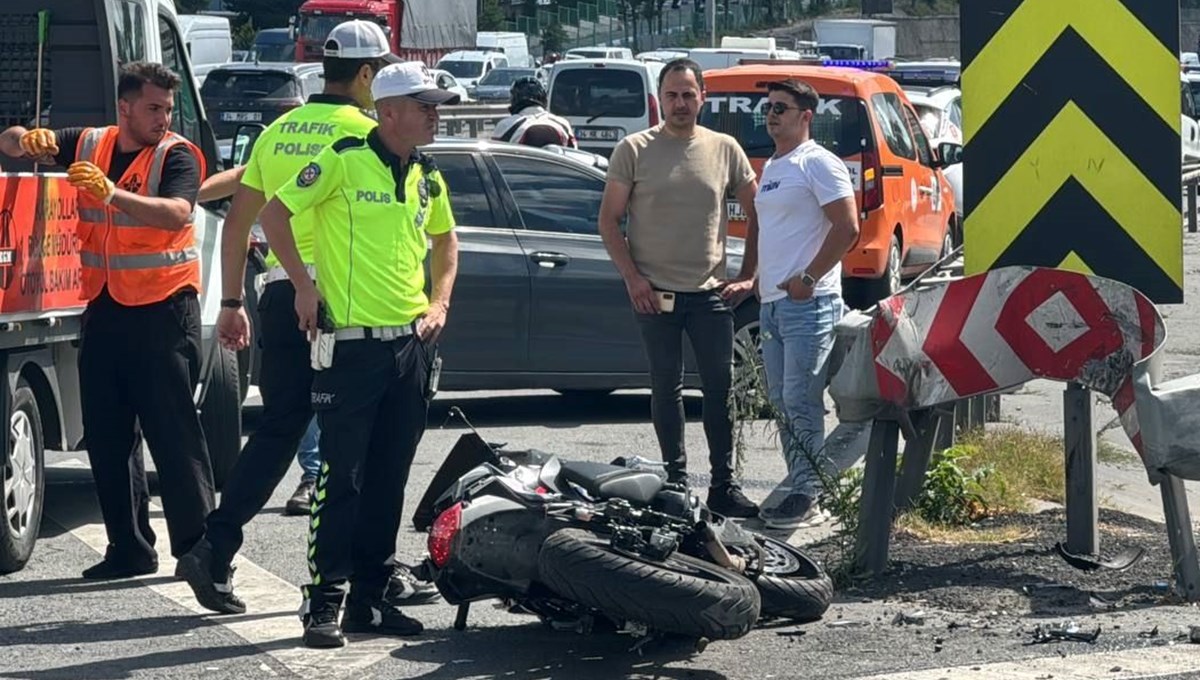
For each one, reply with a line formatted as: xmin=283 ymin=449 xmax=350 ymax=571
xmin=75 ymin=126 xmax=205 ymax=306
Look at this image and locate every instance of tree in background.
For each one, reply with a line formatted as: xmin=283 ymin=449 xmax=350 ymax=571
xmin=480 ymin=0 xmax=508 ymax=31
xmin=224 ymin=0 xmax=305 ymax=28
xmin=175 ymin=0 xmax=212 ymax=13
xmin=542 ymin=21 xmax=568 ymax=53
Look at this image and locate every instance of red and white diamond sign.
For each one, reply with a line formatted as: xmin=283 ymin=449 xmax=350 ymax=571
xmin=868 ymin=266 xmax=1163 ymax=457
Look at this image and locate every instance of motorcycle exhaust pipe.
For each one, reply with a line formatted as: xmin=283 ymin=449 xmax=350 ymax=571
xmin=702 ymin=523 xmax=746 ymax=573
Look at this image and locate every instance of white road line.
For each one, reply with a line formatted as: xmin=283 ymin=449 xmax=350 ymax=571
xmin=853 ymin=645 xmax=1200 ymax=680
xmin=47 ymin=499 xmax=401 ymax=680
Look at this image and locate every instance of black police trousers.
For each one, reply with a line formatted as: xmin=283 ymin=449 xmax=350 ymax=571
xmin=79 ymin=288 xmax=215 ymax=562
xmin=206 ymin=280 xmax=315 ymax=575
xmin=303 ymin=333 xmax=432 ymax=611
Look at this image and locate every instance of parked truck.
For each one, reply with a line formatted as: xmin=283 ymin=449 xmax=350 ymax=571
xmin=0 ymin=0 xmax=244 ymax=574
xmin=813 ymin=19 xmax=897 ymax=61
xmin=293 ymin=0 xmax=477 ymax=65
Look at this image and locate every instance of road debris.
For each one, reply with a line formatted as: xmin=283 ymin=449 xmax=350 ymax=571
xmin=1026 ymin=622 xmax=1102 ymax=645
xmin=1054 ymin=542 xmax=1145 ymax=572
xmin=892 ymin=610 xmax=927 ymax=626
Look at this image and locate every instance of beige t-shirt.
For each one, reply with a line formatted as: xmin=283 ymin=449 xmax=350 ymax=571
xmin=608 ymin=124 xmax=756 ymax=292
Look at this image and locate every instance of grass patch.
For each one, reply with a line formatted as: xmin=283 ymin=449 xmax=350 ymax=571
xmin=1098 ymin=440 xmax=1139 ymax=467
xmin=895 ymin=514 xmax=1036 ymax=544
xmin=951 ymin=428 xmax=1065 ymax=512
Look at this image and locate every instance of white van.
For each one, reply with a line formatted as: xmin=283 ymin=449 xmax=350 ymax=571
xmin=477 ymin=31 xmax=532 ymax=68
xmin=547 ymin=59 xmax=665 ymax=157
xmin=564 ymin=46 xmax=634 ymax=61
xmin=177 ymin=14 xmax=232 ymax=86
xmin=435 ymin=50 xmax=510 ymax=88
xmin=686 ymin=47 xmax=801 ymax=72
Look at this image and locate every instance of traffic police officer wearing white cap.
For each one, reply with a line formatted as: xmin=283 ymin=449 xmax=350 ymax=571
xmin=258 ymin=61 xmax=460 ymax=648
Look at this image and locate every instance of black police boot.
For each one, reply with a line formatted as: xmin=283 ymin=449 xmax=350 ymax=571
xmin=342 ymin=599 xmax=424 ymax=637
xmin=177 ymin=538 xmax=247 ymax=615
xmin=302 ymin=603 xmax=345 ymax=648
xmin=707 ymin=484 xmax=760 ymax=519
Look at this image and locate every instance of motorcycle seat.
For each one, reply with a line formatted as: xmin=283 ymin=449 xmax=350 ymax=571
xmin=558 ymin=460 xmax=664 ymax=505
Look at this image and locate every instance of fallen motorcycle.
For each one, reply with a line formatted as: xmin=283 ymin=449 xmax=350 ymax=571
xmin=412 ymin=425 xmax=834 ymax=648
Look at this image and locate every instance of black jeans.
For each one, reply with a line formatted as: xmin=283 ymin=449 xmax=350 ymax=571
xmin=635 ymin=290 xmax=736 ymax=490
xmin=79 ymin=288 xmax=215 ymax=561
xmin=206 ymin=280 xmax=315 ymax=574
xmin=303 ymin=334 xmax=433 ymax=612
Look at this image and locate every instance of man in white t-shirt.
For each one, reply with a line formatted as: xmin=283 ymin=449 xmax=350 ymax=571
xmin=753 ymin=78 xmax=860 ymax=529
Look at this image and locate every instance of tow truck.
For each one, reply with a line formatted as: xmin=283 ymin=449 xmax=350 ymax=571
xmin=0 ymin=0 xmax=243 ymax=574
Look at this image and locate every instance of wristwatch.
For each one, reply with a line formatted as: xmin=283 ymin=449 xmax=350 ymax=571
xmin=800 ymin=271 xmax=816 ymax=287
xmin=220 ymin=298 xmax=243 ymax=309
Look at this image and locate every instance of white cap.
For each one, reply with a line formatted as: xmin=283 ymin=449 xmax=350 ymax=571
xmin=371 ymin=61 xmax=461 ymax=105
xmin=323 ymin=20 xmax=400 ymax=62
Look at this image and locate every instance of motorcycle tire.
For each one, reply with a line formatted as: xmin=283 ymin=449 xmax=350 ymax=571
xmin=751 ymin=534 xmax=834 ymax=622
xmin=537 ymin=528 xmax=761 ymax=640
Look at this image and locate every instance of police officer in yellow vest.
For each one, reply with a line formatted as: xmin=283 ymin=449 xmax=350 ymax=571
xmin=179 ymin=20 xmax=448 ymax=617
xmin=0 ymin=63 xmax=213 ymax=579
xmin=259 ymin=61 xmax=459 ymax=648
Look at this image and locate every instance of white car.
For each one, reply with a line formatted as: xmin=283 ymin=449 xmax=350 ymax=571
xmin=429 ymin=68 xmax=472 ymax=104
xmin=904 ymin=84 xmax=964 ymax=221
xmin=1183 ymin=73 xmax=1200 ymax=162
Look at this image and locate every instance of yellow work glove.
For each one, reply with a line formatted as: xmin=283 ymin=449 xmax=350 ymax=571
xmin=19 ymin=128 xmax=58 ymax=159
xmin=67 ymin=161 xmax=116 ymax=204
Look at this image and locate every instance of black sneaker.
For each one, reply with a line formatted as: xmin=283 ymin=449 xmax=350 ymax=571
xmin=284 ymin=479 xmax=315 ymax=516
xmin=385 ymin=563 xmax=441 ymax=606
xmin=302 ymin=606 xmax=345 ymax=648
xmin=81 ymin=545 xmax=157 ymax=580
xmin=342 ymin=600 xmax=424 ymax=637
xmin=177 ymin=539 xmax=247 ymax=615
xmin=706 ymin=485 xmax=759 ymax=519
xmin=760 ymin=493 xmax=828 ymax=530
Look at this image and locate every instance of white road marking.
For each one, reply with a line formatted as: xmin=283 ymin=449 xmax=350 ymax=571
xmin=47 ymin=498 xmax=402 ymax=680
xmin=853 ymin=644 xmax=1200 ymax=680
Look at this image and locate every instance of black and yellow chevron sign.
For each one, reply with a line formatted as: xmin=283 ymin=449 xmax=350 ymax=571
xmin=962 ymin=0 xmax=1183 ymax=303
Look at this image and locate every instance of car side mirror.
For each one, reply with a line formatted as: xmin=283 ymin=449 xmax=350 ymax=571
xmin=936 ymin=141 xmax=963 ymax=168
xmin=232 ymin=123 xmax=267 ymax=167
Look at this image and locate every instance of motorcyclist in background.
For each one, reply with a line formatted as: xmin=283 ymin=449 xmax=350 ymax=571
xmin=491 ymin=77 xmax=577 ymax=149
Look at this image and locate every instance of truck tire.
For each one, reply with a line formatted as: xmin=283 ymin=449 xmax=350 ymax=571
xmin=751 ymin=534 xmax=834 ymax=622
xmin=537 ymin=528 xmax=760 ymax=640
xmin=0 ymin=382 xmax=44 ymax=574
xmin=200 ymin=345 xmax=241 ymax=490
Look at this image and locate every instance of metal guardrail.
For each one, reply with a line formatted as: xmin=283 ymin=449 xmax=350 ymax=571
xmin=1185 ymin=161 xmax=1200 ymax=233
xmin=438 ymin=104 xmax=510 ymax=140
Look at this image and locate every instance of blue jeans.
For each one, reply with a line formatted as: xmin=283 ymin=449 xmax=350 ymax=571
xmin=760 ymin=294 xmax=843 ymax=496
xmin=297 ymin=416 xmax=321 ymax=481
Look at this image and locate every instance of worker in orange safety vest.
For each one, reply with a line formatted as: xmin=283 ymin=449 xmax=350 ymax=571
xmin=0 ymin=61 xmax=215 ymax=580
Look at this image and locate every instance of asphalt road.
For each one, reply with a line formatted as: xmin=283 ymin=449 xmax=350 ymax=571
xmin=4 ymin=388 xmax=1200 ymax=680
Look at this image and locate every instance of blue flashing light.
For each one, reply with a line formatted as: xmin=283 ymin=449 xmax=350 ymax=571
xmin=822 ymin=58 xmax=893 ymax=70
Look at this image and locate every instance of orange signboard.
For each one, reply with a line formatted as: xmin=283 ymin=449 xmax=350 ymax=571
xmin=0 ymin=173 xmax=85 ymax=315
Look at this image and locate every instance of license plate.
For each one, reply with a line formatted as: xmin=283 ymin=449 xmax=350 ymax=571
xmin=577 ymin=128 xmax=621 ymax=141
xmin=221 ymin=111 xmax=262 ymax=122
xmin=727 ymin=200 xmax=746 ymax=221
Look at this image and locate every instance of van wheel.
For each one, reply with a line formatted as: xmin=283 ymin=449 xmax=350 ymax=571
xmin=858 ymin=235 xmax=902 ymax=306
xmin=0 ymin=382 xmax=44 ymax=574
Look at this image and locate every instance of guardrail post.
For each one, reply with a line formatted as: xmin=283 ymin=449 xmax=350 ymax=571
xmin=1063 ymin=382 xmax=1098 ymax=556
xmin=1189 ymin=179 xmax=1197 ymax=234
xmin=853 ymin=417 xmax=901 ymax=576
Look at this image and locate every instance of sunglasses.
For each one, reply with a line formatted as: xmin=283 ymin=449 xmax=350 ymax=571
xmin=761 ymin=101 xmax=808 ymax=115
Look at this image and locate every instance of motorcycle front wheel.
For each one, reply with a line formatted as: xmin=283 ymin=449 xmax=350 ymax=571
xmin=537 ymin=529 xmax=761 ymax=640
xmin=750 ymin=534 xmax=833 ymax=622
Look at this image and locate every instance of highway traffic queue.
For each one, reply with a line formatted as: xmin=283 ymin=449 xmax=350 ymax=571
xmin=0 ymin=11 xmax=964 ymax=649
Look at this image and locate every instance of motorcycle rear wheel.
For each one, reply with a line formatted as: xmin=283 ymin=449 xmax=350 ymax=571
xmin=537 ymin=528 xmax=761 ymax=640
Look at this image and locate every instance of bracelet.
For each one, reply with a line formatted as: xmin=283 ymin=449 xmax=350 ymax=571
xmin=220 ymin=298 xmax=243 ymax=309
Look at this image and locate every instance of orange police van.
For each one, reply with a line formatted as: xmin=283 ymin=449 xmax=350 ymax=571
xmin=700 ymin=59 xmax=959 ymax=307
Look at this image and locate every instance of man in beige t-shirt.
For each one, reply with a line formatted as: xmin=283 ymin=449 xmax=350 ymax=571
xmin=598 ymin=58 xmax=761 ymax=518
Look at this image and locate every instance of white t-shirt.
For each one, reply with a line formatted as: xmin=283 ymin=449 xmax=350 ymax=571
xmin=754 ymin=139 xmax=855 ymax=304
